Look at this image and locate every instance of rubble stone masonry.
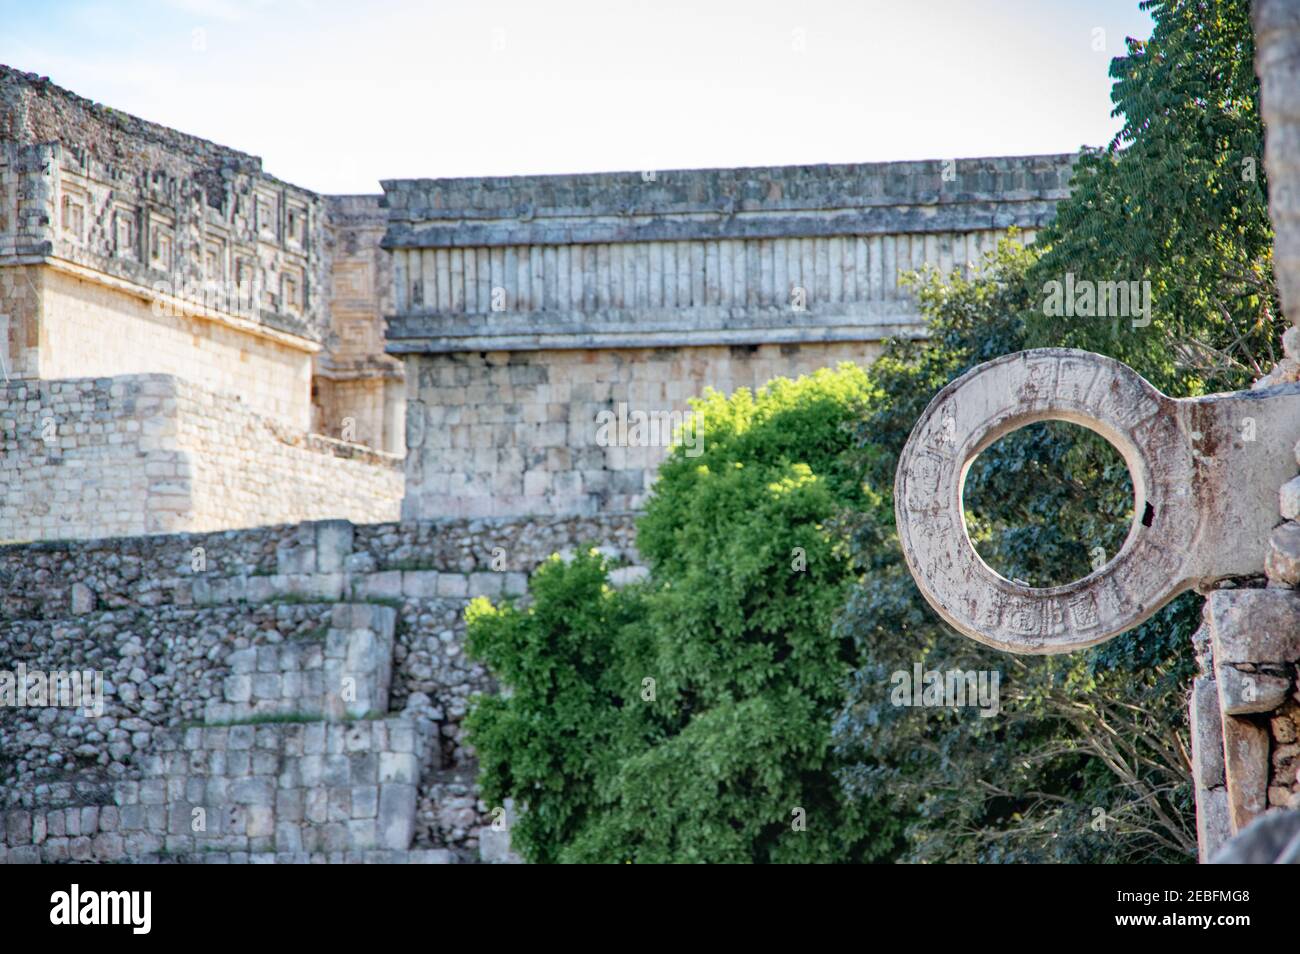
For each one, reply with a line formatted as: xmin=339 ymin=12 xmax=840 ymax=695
xmin=0 ymin=515 xmax=638 ymax=862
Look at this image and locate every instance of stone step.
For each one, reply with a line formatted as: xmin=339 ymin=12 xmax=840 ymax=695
xmin=203 ymin=603 xmax=396 ymax=723
xmin=0 ymin=585 xmax=496 ymax=864
xmin=120 ymin=717 xmax=425 ymax=854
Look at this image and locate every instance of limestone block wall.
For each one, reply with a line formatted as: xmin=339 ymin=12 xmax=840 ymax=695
xmin=0 ymin=373 xmax=402 ymax=543
xmin=0 ymin=261 xmax=40 ymax=380
xmin=313 ymin=374 xmax=402 ymax=455
xmin=169 ymin=376 xmax=402 ymax=533
xmin=0 ymin=514 xmax=638 ymax=862
xmin=0 ymin=376 xmax=188 ymax=541
xmin=38 ymin=266 xmax=314 ymax=428
xmin=203 ymin=617 xmax=394 ymax=725
xmin=402 ymin=341 xmax=880 ymax=519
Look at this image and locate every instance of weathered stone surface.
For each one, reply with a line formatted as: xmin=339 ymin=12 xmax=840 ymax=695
xmin=1255 ymin=0 xmax=1300 ymax=321
xmin=407 ymin=848 xmax=457 ymax=864
xmin=608 ymin=565 xmax=650 ymax=588
xmin=896 ymin=348 xmax=1300 ymax=653
xmin=1211 ymin=808 xmax=1300 ymax=864
xmin=5 ymin=811 xmax=31 ymax=846
xmin=1281 ymin=475 xmax=1300 ymax=520
xmin=1191 ymin=677 xmax=1226 ymax=787
xmin=1218 ymin=666 xmax=1293 ymax=715
xmin=478 ymin=827 xmax=522 ymax=864
xmin=478 ymin=798 xmax=524 ymax=864
xmin=69 ymin=582 xmax=94 ymax=615
xmin=383 ymin=157 xmax=1072 ymax=255
xmin=1267 ymin=521 xmax=1300 ymax=586
xmin=1285 ymin=325 xmax=1300 ymax=361
xmin=1223 ymin=716 xmax=1270 ymax=833
xmin=1195 ymin=786 xmax=1233 ymax=864
xmin=378 ymin=784 xmax=417 ymax=851
xmin=1207 ymin=589 xmax=1300 ymax=664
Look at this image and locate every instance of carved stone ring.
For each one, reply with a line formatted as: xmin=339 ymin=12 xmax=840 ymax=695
xmin=895 ymin=348 xmax=1300 ymax=654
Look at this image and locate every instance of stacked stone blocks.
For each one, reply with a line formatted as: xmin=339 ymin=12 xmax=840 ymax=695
xmin=0 ymin=373 xmax=402 ymax=543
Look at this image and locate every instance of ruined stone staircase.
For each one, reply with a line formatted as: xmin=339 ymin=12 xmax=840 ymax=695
xmin=3 ymin=603 xmax=456 ymax=863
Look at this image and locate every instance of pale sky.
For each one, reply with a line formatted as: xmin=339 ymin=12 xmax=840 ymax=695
xmin=0 ymin=0 xmax=1154 ymax=195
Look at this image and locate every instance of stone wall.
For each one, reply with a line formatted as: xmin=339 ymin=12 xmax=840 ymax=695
xmin=0 ymin=373 xmax=402 ymax=542
xmin=0 ymin=67 xmax=326 ymax=429
xmin=38 ymin=265 xmax=313 ymax=427
xmin=0 ymin=600 xmax=448 ymax=863
xmin=1191 ymin=340 xmax=1300 ymax=860
xmin=403 ymin=341 xmax=879 ymax=518
xmin=384 ymin=157 xmax=1069 ymax=519
xmin=0 ymin=514 xmax=638 ymax=863
xmin=1190 ymin=588 xmax=1300 ymax=861
xmin=380 ymin=157 xmax=1070 ymax=354
xmin=0 ymin=66 xmax=328 ymax=339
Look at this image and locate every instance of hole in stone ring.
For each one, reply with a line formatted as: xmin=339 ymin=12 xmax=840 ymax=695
xmin=960 ymin=421 xmax=1135 ymax=589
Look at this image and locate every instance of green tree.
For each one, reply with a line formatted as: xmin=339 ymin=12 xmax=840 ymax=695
xmin=830 ymin=0 xmax=1275 ymax=862
xmin=467 ymin=368 xmax=905 ymax=863
xmin=1026 ymin=0 xmax=1281 ymax=393
xmin=463 ymin=551 xmax=646 ymax=864
xmin=834 ymin=242 xmax=1198 ymax=863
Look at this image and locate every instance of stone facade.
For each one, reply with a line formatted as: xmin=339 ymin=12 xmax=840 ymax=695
xmin=0 ymin=66 xmax=404 ymax=538
xmin=0 ymin=67 xmax=328 ymax=425
xmin=386 ymin=157 xmax=1072 ymax=518
xmin=403 ymin=341 xmax=881 ymax=518
xmin=0 ymin=373 xmax=401 ymax=542
xmin=0 ymin=65 xmax=1079 ymax=862
xmin=0 ymin=65 xmax=1071 ymax=535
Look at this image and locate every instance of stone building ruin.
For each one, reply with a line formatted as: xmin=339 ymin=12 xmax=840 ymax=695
xmin=383 ymin=158 xmax=1068 ymax=518
xmin=0 ymin=66 xmax=404 ymax=541
xmin=6 ymin=0 xmax=1298 ymax=862
xmin=0 ymin=63 xmax=1068 ymax=863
